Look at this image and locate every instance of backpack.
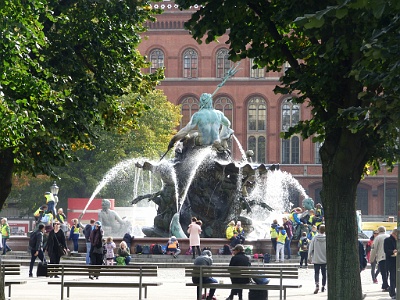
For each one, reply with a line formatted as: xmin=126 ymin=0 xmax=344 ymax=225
xmin=151 ymin=244 xmax=163 ymax=255
xmin=245 ymin=246 xmax=253 ymax=255
xmin=263 ymin=253 xmax=271 ymax=263
xmin=116 ymin=256 xmax=126 ymax=266
xmin=142 ymin=245 xmax=150 ymax=254
xmin=185 ymin=247 xmax=193 ymax=255
xmin=135 ymin=244 xmax=143 ymax=254
xmin=29 ymin=230 xmax=38 ymax=249
xmin=222 ymin=244 xmax=231 ymax=255
xmin=301 ymin=238 xmax=309 ymax=251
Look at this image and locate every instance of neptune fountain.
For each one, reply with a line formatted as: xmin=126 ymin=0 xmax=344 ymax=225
xmin=131 ymin=65 xmax=281 ymax=238
xmin=83 ymin=64 xmax=309 ymax=239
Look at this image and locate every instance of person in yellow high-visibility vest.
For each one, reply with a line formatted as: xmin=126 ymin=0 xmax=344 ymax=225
xmin=44 ymin=192 xmax=56 ymax=217
xmin=1 ymin=218 xmax=12 ymax=255
xmin=270 ymin=219 xmax=279 ymax=254
xmin=275 ymin=226 xmax=287 ymax=263
xmin=69 ymin=219 xmax=82 ymax=253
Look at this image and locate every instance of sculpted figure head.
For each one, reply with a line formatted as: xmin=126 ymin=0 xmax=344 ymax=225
xmin=200 ymin=93 xmax=213 ymax=109
xmin=102 ymin=199 xmax=111 ymax=210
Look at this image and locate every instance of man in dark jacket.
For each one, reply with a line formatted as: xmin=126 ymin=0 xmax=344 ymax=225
xmin=226 ymin=244 xmax=251 ymax=300
xmin=84 ymin=219 xmax=95 ymax=265
xmin=29 ymin=224 xmax=46 ymax=277
xmin=384 ymin=228 xmax=398 ymax=299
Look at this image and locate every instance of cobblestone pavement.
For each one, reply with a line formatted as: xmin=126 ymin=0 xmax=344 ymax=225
xmin=7 ymin=266 xmax=394 ymax=299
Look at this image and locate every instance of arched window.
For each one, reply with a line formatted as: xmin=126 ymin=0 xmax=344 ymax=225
xmin=247 ymin=97 xmax=267 ymax=163
xmin=149 ymin=49 xmax=164 ymax=74
xmin=180 ymin=97 xmax=199 ymax=128
xmin=250 ymin=58 xmax=265 ymax=79
xmin=282 ymin=99 xmax=299 ymax=131
xmin=281 ymin=99 xmax=300 ymax=164
xmin=216 ymin=49 xmax=231 ymax=78
xmin=214 ymin=96 xmax=233 ymax=126
xmin=282 ymin=136 xmax=299 ymax=164
xmin=385 ymin=187 xmax=397 ymax=216
xmin=314 ymin=141 xmax=323 ymax=164
xmin=183 ymin=48 xmax=198 ymax=78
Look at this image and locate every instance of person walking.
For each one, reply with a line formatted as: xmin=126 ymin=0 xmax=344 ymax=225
xmin=366 ymin=230 xmax=380 ymax=284
xmin=384 ymin=228 xmax=397 ymax=299
xmin=187 ymin=217 xmax=202 ymax=259
xmin=1 ymin=218 xmax=11 ymax=255
xmin=45 ymin=221 xmax=68 ymax=276
xmin=28 ymin=224 xmax=47 ymax=277
xmin=226 ymin=244 xmax=251 ymax=300
xmin=370 ymin=226 xmax=390 ymax=292
xmin=308 ymin=224 xmax=327 ymax=294
xmin=192 ymin=250 xmax=218 ymax=300
xmin=84 ymin=219 xmax=95 ymax=265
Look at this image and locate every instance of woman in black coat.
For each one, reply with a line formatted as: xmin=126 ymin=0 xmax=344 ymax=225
xmin=45 ymin=221 xmax=68 ymax=270
xmin=89 ymin=221 xmax=104 ymax=279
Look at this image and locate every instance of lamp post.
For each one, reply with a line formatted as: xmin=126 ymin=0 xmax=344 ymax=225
xmin=50 ymin=181 xmax=59 ymax=211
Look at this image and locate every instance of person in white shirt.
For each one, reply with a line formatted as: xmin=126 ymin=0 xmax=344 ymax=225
xmin=370 ymin=226 xmax=390 ymax=292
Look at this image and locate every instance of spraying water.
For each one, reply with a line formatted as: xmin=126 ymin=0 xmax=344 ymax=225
xmin=78 ymin=158 xmax=137 ymax=221
xmin=232 ymin=134 xmax=248 ymax=162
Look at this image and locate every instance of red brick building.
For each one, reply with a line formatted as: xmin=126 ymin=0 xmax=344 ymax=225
xmin=138 ymin=1 xmax=398 ymax=218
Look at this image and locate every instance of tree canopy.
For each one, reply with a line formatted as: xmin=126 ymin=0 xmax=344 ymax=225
xmin=9 ymin=90 xmax=181 ymax=214
xmin=0 ymin=0 xmax=164 ymax=207
xmin=175 ymin=0 xmax=400 ymax=298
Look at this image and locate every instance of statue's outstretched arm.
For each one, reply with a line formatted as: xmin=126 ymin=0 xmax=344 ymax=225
xmin=168 ymin=116 xmax=197 ymax=150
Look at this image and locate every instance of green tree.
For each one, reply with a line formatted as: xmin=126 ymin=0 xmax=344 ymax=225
xmin=0 ymin=0 xmax=164 ymax=207
xmin=9 ymin=90 xmax=181 ymax=213
xmin=175 ymin=0 xmax=400 ymax=298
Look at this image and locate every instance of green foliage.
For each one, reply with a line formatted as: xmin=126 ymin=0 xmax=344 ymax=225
xmin=0 ymin=0 xmax=164 ymax=178
xmin=9 ymin=90 xmax=180 ymax=210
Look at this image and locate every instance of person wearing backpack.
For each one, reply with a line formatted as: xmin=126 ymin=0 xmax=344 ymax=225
xmin=298 ymin=231 xmax=309 ymax=268
xmin=29 ymin=224 xmax=47 ymax=277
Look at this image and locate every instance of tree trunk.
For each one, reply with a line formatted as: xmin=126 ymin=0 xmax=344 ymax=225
xmin=0 ymin=149 xmax=14 ymax=209
xmin=320 ymin=129 xmax=368 ymax=300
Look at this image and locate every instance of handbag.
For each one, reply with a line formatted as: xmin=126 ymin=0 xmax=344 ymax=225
xmin=54 ymin=232 xmax=67 ymax=256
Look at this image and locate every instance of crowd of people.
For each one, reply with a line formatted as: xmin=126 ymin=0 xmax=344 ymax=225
xmin=3 ymin=196 xmax=395 ymax=299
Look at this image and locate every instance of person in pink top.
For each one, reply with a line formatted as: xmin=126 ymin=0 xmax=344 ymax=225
xmin=187 ymin=217 xmax=202 ymax=259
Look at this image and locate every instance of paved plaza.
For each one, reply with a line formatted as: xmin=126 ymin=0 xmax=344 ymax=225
xmin=6 ymin=265 xmax=395 ymax=300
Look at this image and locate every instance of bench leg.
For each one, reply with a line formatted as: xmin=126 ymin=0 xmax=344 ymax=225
xmin=8 ymin=286 xmax=11 ymax=298
xmin=67 ymin=287 xmax=70 ymax=298
xmin=144 ymin=286 xmax=147 ymax=298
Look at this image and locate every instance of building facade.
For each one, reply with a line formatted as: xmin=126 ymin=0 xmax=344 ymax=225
xmin=137 ymin=1 xmax=398 ymax=219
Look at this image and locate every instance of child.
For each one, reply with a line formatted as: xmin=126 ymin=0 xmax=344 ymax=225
xmin=104 ymin=236 xmax=116 ymax=265
xmin=298 ymin=231 xmax=309 ymax=268
xmin=275 ymin=226 xmax=287 ymax=263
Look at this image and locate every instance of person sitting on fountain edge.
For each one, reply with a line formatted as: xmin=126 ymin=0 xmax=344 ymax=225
xmin=166 ymin=236 xmax=181 ymax=258
xmin=226 ymin=221 xmax=241 ymax=247
xmin=167 ymin=93 xmax=234 ymax=152
xmin=235 ymin=221 xmax=245 ymax=245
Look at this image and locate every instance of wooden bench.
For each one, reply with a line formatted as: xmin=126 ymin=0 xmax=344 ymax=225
xmin=47 ymin=264 xmax=162 ymax=300
xmin=185 ymin=265 xmax=301 ymax=300
xmin=1 ymin=263 xmax=27 ymax=298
